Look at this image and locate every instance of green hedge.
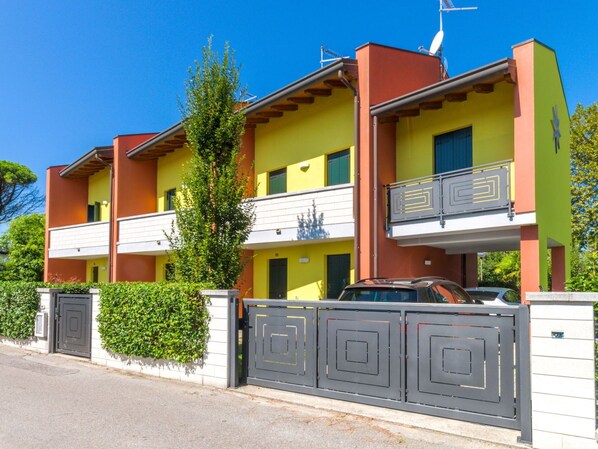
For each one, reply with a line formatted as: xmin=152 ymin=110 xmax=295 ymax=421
xmin=97 ymin=282 xmax=211 ymax=364
xmin=0 ymin=281 xmax=43 ymax=339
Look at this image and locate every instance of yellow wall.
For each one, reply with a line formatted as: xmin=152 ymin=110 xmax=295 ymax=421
xmin=253 ymin=240 xmax=354 ymax=300
xmin=86 ymin=258 xmax=109 ymax=283
xmin=533 ymin=42 xmax=571 ymax=287
xmin=255 ymin=90 xmax=354 ymax=196
xmin=156 ymin=145 xmax=192 ymax=212
xmin=155 ymin=255 xmax=173 ymax=282
xmin=87 ymin=168 xmax=110 ymax=221
xmin=395 ymin=81 xmax=514 ymax=181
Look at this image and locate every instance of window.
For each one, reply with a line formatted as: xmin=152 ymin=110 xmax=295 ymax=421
xmin=165 ymin=263 xmax=175 ymax=281
xmin=165 ymin=188 xmax=176 ymax=211
xmin=87 ymin=202 xmax=101 ymax=222
xmin=327 ymin=149 xmax=350 ymax=186
xmin=268 ymin=168 xmax=286 ymax=195
xmin=434 ymin=127 xmax=472 ymax=174
xmin=326 ymin=254 xmax=350 ymax=299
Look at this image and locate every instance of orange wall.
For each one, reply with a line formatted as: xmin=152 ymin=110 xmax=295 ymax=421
xmin=356 ymin=43 xmax=441 ymax=279
xmin=44 ymin=165 xmax=88 ymax=282
xmin=112 ymin=133 xmax=158 ymax=282
xmin=513 ymin=42 xmax=536 ymax=214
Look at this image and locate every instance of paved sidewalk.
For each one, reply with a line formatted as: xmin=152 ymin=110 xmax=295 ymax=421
xmin=0 ymin=345 xmax=525 ymax=449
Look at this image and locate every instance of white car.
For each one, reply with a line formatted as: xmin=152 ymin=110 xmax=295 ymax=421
xmin=465 ymin=287 xmax=521 ymax=306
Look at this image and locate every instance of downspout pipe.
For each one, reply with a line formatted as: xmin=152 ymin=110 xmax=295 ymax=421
xmin=338 ymin=69 xmax=360 ymax=281
xmin=94 ymin=155 xmax=114 ymax=282
xmin=373 ymin=115 xmax=378 ymax=278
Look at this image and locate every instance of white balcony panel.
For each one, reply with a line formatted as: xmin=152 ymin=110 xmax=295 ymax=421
xmin=245 ymin=184 xmax=354 ymax=249
xmin=389 ymin=211 xmax=537 ymax=254
xmin=116 ymin=185 xmax=355 ymax=255
xmin=48 ymin=222 xmax=109 ymax=259
xmin=117 ymin=211 xmax=175 ymax=255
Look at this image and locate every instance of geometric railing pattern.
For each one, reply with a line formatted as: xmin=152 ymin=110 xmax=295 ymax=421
xmin=244 ymin=299 xmax=530 ymax=435
xmin=387 ymin=161 xmax=512 ymax=225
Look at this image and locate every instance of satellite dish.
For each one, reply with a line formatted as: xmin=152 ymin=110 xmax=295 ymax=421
xmin=429 ymin=30 xmax=444 ymax=56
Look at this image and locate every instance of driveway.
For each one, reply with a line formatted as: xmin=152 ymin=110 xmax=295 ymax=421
xmin=0 ymin=345 xmax=520 ymax=449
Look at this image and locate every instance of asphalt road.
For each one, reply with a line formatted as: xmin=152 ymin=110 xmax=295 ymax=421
xmin=0 ymin=345 xmax=514 ymax=449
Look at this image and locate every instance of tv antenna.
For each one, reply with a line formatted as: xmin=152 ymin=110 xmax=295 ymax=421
xmin=418 ymin=0 xmax=478 ymax=77
xmin=320 ymin=46 xmax=347 ymax=68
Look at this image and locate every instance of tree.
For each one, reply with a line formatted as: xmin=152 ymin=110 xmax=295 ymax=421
xmin=167 ymin=38 xmax=254 ymax=288
xmin=0 ymin=213 xmax=45 ymax=281
xmin=0 ymin=161 xmax=44 ymax=224
xmin=478 ymin=251 xmax=520 ymax=290
xmin=571 ymin=102 xmax=598 ymax=251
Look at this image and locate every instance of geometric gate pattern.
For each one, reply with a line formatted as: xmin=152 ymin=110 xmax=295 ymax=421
xmin=55 ymin=294 xmax=92 ymax=358
xmin=405 ymin=313 xmax=515 ymax=418
xmin=244 ymin=300 xmax=529 ymax=432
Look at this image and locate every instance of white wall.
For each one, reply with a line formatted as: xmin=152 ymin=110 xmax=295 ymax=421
xmin=48 ymin=222 xmax=109 ymax=258
xmin=89 ymin=288 xmax=235 ymax=388
xmin=529 ymin=292 xmax=598 ymax=449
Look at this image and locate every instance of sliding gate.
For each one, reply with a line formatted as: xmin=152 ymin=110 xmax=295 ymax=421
xmin=243 ymin=300 xmax=531 ymax=440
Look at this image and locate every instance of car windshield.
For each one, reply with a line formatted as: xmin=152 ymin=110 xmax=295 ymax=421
xmin=339 ymin=288 xmax=418 ymax=303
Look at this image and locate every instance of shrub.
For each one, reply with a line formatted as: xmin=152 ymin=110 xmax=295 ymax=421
xmin=0 ymin=281 xmax=42 ymax=339
xmin=97 ymin=282 xmax=211 ymax=364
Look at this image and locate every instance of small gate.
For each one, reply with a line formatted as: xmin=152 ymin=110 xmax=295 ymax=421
xmin=55 ymin=294 xmax=92 ymax=358
xmin=243 ymin=300 xmax=531 ymax=440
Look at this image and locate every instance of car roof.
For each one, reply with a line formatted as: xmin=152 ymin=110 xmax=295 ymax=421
xmin=345 ymin=277 xmax=453 ymax=289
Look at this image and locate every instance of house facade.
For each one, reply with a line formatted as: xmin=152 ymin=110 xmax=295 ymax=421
xmin=44 ymin=39 xmax=570 ymax=299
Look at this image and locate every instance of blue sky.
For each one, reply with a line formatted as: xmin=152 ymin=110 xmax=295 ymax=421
xmin=0 ymin=0 xmax=597 ymax=214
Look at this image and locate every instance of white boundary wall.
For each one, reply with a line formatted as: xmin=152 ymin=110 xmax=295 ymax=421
xmin=529 ymin=292 xmax=598 ymax=449
xmin=0 ymin=288 xmax=57 ymax=353
xmin=89 ymin=288 xmax=236 ymax=388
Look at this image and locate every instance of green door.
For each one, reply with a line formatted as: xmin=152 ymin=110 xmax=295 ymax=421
xmin=269 ymin=258 xmax=288 ymax=299
xmin=326 ymin=254 xmax=350 ymax=299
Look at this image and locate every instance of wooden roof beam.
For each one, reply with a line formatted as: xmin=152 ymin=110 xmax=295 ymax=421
xmin=420 ymin=101 xmax=443 ymax=110
xmin=289 ymin=96 xmax=315 ymax=104
xmin=445 ymin=93 xmax=467 ymax=102
xmin=473 ymin=83 xmax=494 ymax=94
xmin=395 ymin=109 xmax=420 ymax=117
xmin=304 ymin=88 xmax=332 ymax=97
xmin=257 ymin=111 xmax=284 ymax=118
xmin=272 ymin=104 xmax=299 ymax=111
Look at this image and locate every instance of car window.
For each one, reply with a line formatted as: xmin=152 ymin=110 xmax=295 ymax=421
xmin=431 ymin=283 xmax=472 ymax=304
xmin=430 ymin=285 xmax=450 ymax=303
xmin=339 ymin=288 xmax=417 ymax=303
xmin=503 ymin=290 xmax=521 ymax=304
xmin=467 ymin=291 xmax=498 ymax=301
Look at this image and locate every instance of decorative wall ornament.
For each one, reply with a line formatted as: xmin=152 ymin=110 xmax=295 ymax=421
xmin=551 ymin=105 xmax=561 ymax=153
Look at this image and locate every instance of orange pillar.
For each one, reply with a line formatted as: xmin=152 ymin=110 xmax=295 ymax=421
xmin=551 ymin=246 xmax=566 ymax=292
xmin=520 ymin=225 xmax=540 ymax=302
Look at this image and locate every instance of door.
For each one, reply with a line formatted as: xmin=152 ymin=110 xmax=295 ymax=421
xmin=326 ymin=254 xmax=350 ymax=299
xmin=55 ymin=294 xmax=92 ymax=358
xmin=434 ymin=127 xmax=472 ymax=174
xmin=269 ymin=258 xmax=287 ymax=299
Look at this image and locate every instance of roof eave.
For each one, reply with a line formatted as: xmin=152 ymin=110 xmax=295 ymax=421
xmin=59 ymin=146 xmax=114 ymax=178
xmin=371 ymin=58 xmax=516 ymax=117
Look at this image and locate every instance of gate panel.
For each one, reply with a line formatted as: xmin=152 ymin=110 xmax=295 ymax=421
xmin=247 ymin=306 xmax=315 ymax=386
xmin=243 ymin=300 xmax=528 ymax=433
xmin=56 ymin=294 xmax=92 ymax=358
xmin=318 ymin=310 xmax=401 ymax=400
xmin=406 ymin=312 xmax=515 ymax=418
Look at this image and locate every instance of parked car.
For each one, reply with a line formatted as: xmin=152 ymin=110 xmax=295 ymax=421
xmin=464 ymin=287 xmax=521 ymax=306
xmin=338 ymin=277 xmax=475 ymax=304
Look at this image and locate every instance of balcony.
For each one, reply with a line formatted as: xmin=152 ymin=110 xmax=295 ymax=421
xmin=117 ymin=211 xmax=175 ymax=255
xmin=116 ymin=184 xmax=355 ymax=254
xmin=48 ymin=221 xmax=109 ymax=259
xmin=386 ymin=161 xmax=535 ymax=253
xmin=245 ymin=184 xmax=354 ymax=249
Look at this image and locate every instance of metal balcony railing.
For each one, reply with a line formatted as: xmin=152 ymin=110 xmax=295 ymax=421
xmin=386 ymin=161 xmax=513 ymax=227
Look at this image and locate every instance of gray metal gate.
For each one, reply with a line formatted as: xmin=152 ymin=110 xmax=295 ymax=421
xmin=243 ymin=300 xmax=531 ymax=440
xmin=55 ymin=294 xmax=92 ymax=358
